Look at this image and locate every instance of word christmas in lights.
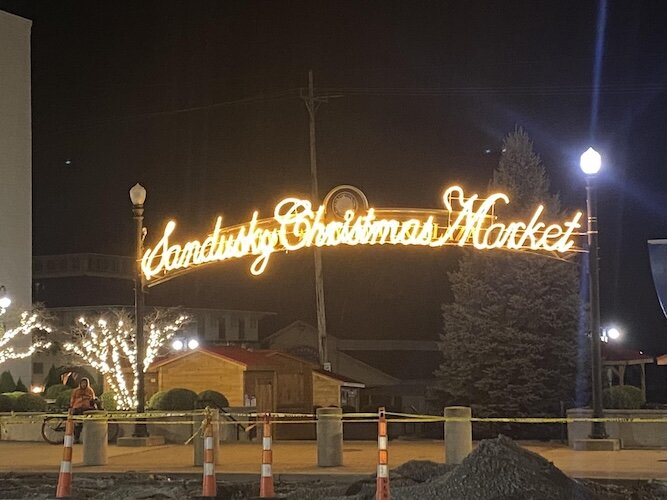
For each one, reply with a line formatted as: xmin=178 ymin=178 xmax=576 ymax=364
xmin=141 ymin=185 xmax=583 ymax=281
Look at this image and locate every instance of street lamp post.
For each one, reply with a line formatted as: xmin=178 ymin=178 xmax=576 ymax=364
xmin=129 ymin=183 xmax=148 ymax=438
xmin=580 ymin=147 xmax=607 ymax=439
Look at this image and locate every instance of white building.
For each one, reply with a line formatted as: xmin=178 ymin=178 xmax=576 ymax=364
xmin=0 ymin=10 xmax=32 ymax=384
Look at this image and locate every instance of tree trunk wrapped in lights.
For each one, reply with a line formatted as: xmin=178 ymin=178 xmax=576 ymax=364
xmin=63 ymin=309 xmax=188 ymax=409
xmin=0 ymin=308 xmax=53 ymax=366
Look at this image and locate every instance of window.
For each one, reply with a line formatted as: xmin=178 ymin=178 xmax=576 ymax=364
xmin=33 ymin=362 xmax=44 ymax=375
xmin=238 ymin=318 xmax=245 ymax=340
xmin=218 ymin=317 xmax=226 ymax=340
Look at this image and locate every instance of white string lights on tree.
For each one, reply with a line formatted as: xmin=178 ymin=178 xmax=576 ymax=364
xmin=63 ymin=310 xmax=187 ymax=409
xmin=0 ymin=308 xmax=53 ymax=366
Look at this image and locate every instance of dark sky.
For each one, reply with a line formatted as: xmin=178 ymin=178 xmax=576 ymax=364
xmin=2 ymin=1 xmax=666 ymax=354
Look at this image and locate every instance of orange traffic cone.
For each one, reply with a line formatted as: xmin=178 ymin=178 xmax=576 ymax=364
xmin=375 ymin=407 xmax=390 ymax=500
xmin=259 ymin=412 xmax=275 ymax=497
xmin=55 ymin=410 xmax=75 ymax=498
xmin=201 ymin=415 xmax=217 ymax=498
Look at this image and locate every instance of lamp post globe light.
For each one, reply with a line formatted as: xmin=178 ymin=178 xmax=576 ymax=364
xmin=580 ymin=147 xmax=607 ymax=439
xmin=0 ymin=286 xmax=11 ymax=310
xmin=606 ymin=327 xmax=620 ymax=340
xmin=130 ymin=183 xmax=148 ymax=438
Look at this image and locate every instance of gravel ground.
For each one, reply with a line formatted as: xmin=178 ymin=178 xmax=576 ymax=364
xmin=1 ymin=436 xmax=666 ymax=499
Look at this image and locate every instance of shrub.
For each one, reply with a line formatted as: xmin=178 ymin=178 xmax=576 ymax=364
xmin=153 ymin=388 xmax=198 ymax=411
xmin=55 ymin=389 xmax=73 ymax=410
xmin=603 ymin=385 xmax=644 ymax=409
xmin=2 ymin=391 xmax=25 ymax=400
xmin=0 ymin=394 xmax=13 ymax=412
xmin=99 ymin=392 xmax=117 ymax=411
xmin=147 ymin=391 xmax=166 ymax=410
xmin=197 ymin=390 xmax=229 ymax=409
xmin=44 ymin=384 xmax=69 ymax=399
xmin=15 ymin=378 xmax=27 ymax=392
xmin=0 ymin=371 xmax=16 ymax=393
xmin=13 ymin=393 xmax=47 ymax=412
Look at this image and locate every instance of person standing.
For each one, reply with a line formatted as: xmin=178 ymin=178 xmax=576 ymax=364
xmin=69 ymin=378 xmax=96 ymax=443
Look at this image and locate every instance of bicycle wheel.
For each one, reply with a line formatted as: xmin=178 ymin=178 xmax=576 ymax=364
xmin=41 ymin=417 xmax=66 ymax=445
xmin=108 ymin=423 xmax=119 ymax=443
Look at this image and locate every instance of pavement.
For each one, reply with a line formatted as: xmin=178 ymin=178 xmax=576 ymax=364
xmin=0 ymin=440 xmax=666 ymax=481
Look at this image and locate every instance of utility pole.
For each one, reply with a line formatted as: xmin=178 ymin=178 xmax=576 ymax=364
xmin=303 ymin=70 xmax=329 ymax=368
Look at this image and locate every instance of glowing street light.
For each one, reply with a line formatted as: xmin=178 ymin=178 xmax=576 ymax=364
xmin=606 ymin=327 xmax=621 ymax=340
xmin=171 ymin=337 xmax=199 ymax=351
xmin=580 ymin=147 xmax=602 ymax=175
xmin=0 ymin=286 xmax=11 ymax=310
xmin=581 ymin=147 xmax=607 ymax=439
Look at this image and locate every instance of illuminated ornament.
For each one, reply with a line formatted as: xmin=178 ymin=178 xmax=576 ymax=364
xmin=140 ymin=185 xmax=585 ymax=284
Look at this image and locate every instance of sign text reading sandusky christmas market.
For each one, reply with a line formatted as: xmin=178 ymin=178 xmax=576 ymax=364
xmin=141 ymin=185 xmax=584 ymax=283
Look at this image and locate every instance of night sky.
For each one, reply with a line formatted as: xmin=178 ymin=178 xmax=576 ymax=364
xmin=2 ymin=1 xmax=666 ymax=356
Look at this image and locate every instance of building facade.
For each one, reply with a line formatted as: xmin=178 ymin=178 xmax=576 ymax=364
xmin=0 ymin=10 xmax=32 ymax=384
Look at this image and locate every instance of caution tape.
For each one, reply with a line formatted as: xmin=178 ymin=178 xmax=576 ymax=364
xmin=2 ymin=410 xmax=667 ymax=426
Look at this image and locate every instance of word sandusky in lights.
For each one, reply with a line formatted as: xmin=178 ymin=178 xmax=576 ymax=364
xmin=141 ymin=185 xmax=584 ymax=282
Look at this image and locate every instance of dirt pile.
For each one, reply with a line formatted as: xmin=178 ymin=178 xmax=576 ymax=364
xmin=391 ymin=435 xmax=606 ymax=500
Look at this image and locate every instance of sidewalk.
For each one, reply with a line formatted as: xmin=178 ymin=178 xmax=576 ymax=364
xmin=0 ymin=440 xmax=665 ymax=480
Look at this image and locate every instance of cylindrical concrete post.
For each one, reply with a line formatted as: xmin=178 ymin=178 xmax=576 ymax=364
xmin=317 ymin=407 xmax=343 ymax=467
xmin=82 ymin=410 xmax=108 ymax=466
xmin=194 ymin=409 xmax=220 ymax=466
xmin=444 ymin=406 xmax=472 ymax=465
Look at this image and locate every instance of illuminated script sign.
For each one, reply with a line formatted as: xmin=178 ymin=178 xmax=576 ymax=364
xmin=141 ymin=185 xmax=584 ymax=285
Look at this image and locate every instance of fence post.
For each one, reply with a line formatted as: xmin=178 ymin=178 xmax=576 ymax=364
xmin=444 ymin=406 xmax=472 ymax=465
xmin=82 ymin=410 xmax=108 ymax=465
xmin=316 ymin=406 xmax=343 ymax=467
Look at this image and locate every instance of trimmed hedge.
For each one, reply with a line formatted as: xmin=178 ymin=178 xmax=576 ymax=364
xmin=0 ymin=394 xmax=13 ymax=412
xmin=197 ymin=390 xmax=229 ymax=409
xmin=14 ymin=393 xmax=47 ymax=412
xmin=603 ymin=385 xmax=644 ymax=409
xmin=153 ymin=388 xmax=198 ymax=411
xmin=44 ymin=384 xmax=70 ymax=399
xmin=147 ymin=391 xmax=166 ymax=410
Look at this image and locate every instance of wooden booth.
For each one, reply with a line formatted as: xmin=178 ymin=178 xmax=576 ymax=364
xmin=149 ymin=346 xmax=363 ymax=437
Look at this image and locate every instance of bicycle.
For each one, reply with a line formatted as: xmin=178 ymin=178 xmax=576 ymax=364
xmin=41 ymin=401 xmax=120 ymax=445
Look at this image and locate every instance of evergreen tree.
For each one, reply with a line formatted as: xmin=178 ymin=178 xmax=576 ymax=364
xmin=44 ymin=365 xmax=62 ymax=388
xmin=0 ymin=370 xmax=16 ymax=393
xmin=15 ymin=378 xmax=27 ymax=392
xmin=433 ymin=129 xmax=583 ymax=432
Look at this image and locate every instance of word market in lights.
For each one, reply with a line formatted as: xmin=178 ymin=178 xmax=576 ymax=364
xmin=141 ymin=185 xmax=584 ymax=282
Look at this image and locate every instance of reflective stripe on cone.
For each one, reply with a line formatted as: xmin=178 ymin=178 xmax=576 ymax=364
xmin=55 ymin=411 xmax=74 ymax=498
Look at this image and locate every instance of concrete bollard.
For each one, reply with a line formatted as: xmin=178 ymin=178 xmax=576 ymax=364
xmin=194 ymin=409 xmax=220 ymax=466
xmin=316 ymin=407 xmax=343 ymax=467
xmin=444 ymin=406 xmax=472 ymax=465
xmin=82 ymin=410 xmax=108 ymax=466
